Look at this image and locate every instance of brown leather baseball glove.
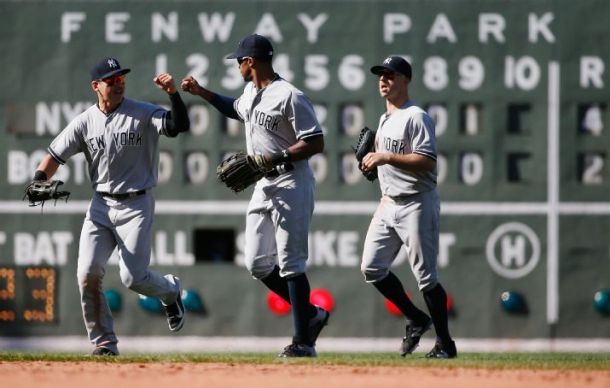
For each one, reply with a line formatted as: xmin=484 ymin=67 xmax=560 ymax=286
xmin=23 ymin=180 xmax=71 ymax=207
xmin=352 ymin=126 xmax=378 ymax=181
xmin=216 ymin=152 xmax=272 ymax=193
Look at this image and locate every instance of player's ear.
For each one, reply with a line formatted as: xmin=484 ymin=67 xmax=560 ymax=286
xmin=91 ymin=80 xmax=99 ymax=92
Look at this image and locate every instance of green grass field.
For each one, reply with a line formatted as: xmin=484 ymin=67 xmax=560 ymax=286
xmin=0 ymin=352 xmax=608 ymax=370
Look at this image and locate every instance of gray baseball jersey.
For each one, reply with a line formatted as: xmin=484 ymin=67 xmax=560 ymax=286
xmin=48 ymin=97 xmax=179 ymax=353
xmin=48 ymin=97 xmax=169 ymax=193
xmin=361 ymin=100 xmax=440 ymax=291
xmin=375 ymin=101 xmax=437 ymax=198
xmin=234 ymin=76 xmax=321 ymax=160
xmin=233 ymin=76 xmax=323 ymax=278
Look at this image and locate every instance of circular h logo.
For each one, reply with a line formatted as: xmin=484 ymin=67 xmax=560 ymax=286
xmin=486 ymin=222 xmax=540 ymax=279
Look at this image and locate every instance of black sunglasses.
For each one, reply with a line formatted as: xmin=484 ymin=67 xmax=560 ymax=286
xmin=100 ymin=74 xmax=126 ymax=86
xmin=378 ymin=70 xmax=398 ymax=79
xmin=237 ymin=57 xmax=252 ymax=65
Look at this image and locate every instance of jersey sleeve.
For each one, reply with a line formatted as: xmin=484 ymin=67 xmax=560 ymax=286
xmin=409 ymin=112 xmax=437 ymax=161
xmin=285 ymin=91 xmax=323 ymax=140
xmin=375 ymin=114 xmax=386 ymax=151
xmin=47 ymin=115 xmax=86 ymax=164
xmin=232 ymin=84 xmax=252 ymax=122
xmin=151 ymin=107 xmax=168 ymax=135
xmin=125 ymin=99 xmax=169 ymax=136
xmin=233 ymin=96 xmax=246 ymax=122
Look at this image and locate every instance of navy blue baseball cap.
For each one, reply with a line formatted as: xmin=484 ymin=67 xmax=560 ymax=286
xmin=226 ymin=34 xmax=274 ymax=60
xmin=90 ymin=57 xmax=131 ymax=81
xmin=371 ymin=56 xmax=412 ymax=79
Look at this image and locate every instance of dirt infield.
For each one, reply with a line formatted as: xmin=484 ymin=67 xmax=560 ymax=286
xmin=1 ymin=362 xmax=609 ymax=388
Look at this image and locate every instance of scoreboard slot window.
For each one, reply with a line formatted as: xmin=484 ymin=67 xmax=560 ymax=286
xmin=507 ymin=152 xmax=532 ymax=183
xmin=309 ymin=153 xmax=328 ymax=183
xmin=187 ymin=105 xmax=211 ymax=137
xmin=578 ymin=104 xmax=606 ymax=136
xmin=184 ymin=151 xmax=210 ymax=185
xmin=458 ymin=151 xmax=484 ymax=186
xmin=436 ymin=152 xmax=449 ymax=184
xmin=578 ymin=152 xmax=606 ymax=185
xmin=459 ymin=103 xmax=482 ymax=135
xmin=426 ymin=104 xmax=448 ymax=137
xmin=340 ymin=103 xmax=365 ymax=136
xmin=313 ymin=104 xmax=328 ymax=135
xmin=193 ymin=229 xmax=236 ymax=263
xmin=507 ymin=103 xmax=532 ymax=134
xmin=158 ymin=151 xmax=173 ymax=184
xmin=340 ymin=151 xmax=362 ymax=185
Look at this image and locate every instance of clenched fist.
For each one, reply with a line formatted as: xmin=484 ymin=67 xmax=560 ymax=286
xmin=180 ymin=76 xmax=202 ymax=95
xmin=153 ymin=73 xmax=177 ymax=94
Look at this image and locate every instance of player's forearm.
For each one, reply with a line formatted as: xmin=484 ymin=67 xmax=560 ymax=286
xmin=164 ymin=92 xmax=190 ymax=137
xmin=208 ymin=93 xmax=240 ymax=120
xmin=192 ymin=85 xmax=239 ymax=119
xmin=387 ymin=152 xmax=436 ymax=172
xmin=192 ymin=84 xmax=215 ymax=101
xmin=34 ymin=154 xmax=60 ymax=180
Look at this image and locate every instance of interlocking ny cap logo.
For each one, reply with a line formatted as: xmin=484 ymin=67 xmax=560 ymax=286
xmin=107 ymin=59 xmax=118 ymax=68
xmin=383 ymin=57 xmax=392 ymax=64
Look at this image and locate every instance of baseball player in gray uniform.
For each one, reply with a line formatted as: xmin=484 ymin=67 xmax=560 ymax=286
xmin=360 ymin=56 xmax=457 ymax=358
xmin=30 ymin=57 xmax=190 ymax=356
xmin=181 ymin=34 xmax=329 ymax=357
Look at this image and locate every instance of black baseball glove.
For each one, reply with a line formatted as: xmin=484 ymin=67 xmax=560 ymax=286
xmin=352 ymin=126 xmax=378 ymax=181
xmin=23 ymin=180 xmax=71 ymax=207
xmin=217 ymin=152 xmax=272 ymax=193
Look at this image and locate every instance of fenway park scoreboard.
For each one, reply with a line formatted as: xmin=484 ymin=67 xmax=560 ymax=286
xmin=0 ymin=1 xmax=608 ymax=339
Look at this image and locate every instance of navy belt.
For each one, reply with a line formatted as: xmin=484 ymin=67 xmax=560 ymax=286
xmin=98 ymin=190 xmax=146 ymax=200
xmin=264 ymin=162 xmax=294 ymax=178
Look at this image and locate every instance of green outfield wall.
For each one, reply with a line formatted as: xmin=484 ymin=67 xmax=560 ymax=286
xmin=0 ymin=0 xmax=609 ymax=339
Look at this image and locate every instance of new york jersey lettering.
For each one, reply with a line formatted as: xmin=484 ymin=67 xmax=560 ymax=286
xmin=253 ymin=109 xmax=280 ymax=132
xmin=86 ymin=135 xmax=105 ymax=153
xmin=112 ymin=131 xmax=143 ymax=147
xmin=383 ymin=136 xmax=406 ymax=154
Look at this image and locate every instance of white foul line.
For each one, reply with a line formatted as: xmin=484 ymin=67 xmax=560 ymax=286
xmin=547 ymin=62 xmax=560 ymax=325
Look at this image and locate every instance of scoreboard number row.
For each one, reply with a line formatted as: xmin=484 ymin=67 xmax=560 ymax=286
xmin=0 ymin=266 xmax=57 ymax=325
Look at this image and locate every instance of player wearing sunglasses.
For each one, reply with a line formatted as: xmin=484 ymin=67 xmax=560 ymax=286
xmin=29 ymin=57 xmax=190 ymax=356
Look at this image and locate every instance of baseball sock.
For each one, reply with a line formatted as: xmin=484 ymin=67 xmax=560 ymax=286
xmin=261 ymin=266 xmax=317 ymax=317
xmin=287 ymin=273 xmax=312 ymax=346
xmin=423 ymin=283 xmax=452 ymax=345
xmin=373 ymin=271 xmax=430 ymax=325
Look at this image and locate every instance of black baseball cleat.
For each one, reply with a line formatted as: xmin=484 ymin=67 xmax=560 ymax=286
xmin=278 ymin=343 xmax=317 ymax=358
xmin=308 ymin=306 xmax=330 ymax=345
xmin=400 ymin=318 xmax=433 ymax=356
xmin=91 ymin=347 xmax=118 ymax=356
xmin=425 ymin=340 xmax=457 ymax=359
xmin=163 ymin=276 xmax=185 ymax=332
